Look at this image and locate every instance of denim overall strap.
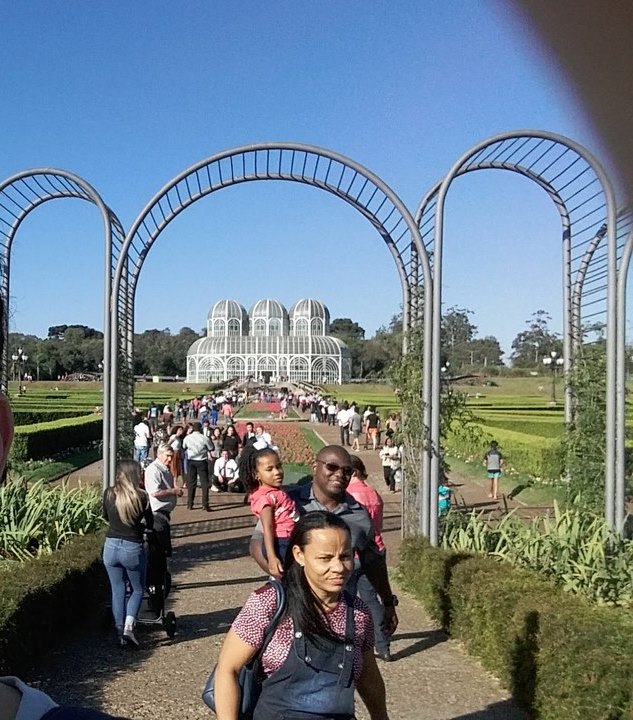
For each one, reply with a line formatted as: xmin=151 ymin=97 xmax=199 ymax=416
xmin=253 ymin=595 xmax=357 ymax=720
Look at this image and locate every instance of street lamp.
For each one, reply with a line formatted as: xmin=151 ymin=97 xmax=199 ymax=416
xmin=542 ymin=351 xmax=564 ymax=403
xmin=12 ymin=347 xmax=29 ymax=394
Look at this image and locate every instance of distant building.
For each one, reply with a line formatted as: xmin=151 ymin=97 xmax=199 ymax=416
xmin=186 ymin=298 xmax=351 ymax=384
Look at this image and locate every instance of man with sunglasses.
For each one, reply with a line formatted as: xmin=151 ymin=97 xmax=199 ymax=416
xmin=249 ymin=444 xmax=399 ymax=637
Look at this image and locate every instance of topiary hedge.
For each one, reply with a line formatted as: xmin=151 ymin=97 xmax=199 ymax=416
xmin=398 ymin=537 xmax=633 ymax=719
xmin=0 ymin=530 xmax=106 ymax=674
xmin=12 ymin=410 xmax=93 ymax=426
xmin=9 ymin=414 xmax=102 ymax=462
xmin=447 ymin=424 xmax=564 ymax=480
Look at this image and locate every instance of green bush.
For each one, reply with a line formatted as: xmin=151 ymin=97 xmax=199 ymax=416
xmin=399 ymin=538 xmax=633 ymax=719
xmin=447 ymin=423 xmax=564 ymax=480
xmin=12 ymin=410 xmax=92 ymax=426
xmin=9 ymin=414 xmax=102 ymax=462
xmin=0 ymin=530 xmax=106 ymax=674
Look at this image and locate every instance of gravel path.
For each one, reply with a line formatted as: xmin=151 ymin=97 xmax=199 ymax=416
xmin=30 ymin=425 xmax=525 ymax=719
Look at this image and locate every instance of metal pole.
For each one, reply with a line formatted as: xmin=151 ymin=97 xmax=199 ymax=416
xmin=605 ymin=196 xmax=619 ymax=530
xmin=615 ymin=230 xmax=633 ymax=532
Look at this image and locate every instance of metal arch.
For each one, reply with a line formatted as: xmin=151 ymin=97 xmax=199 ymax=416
xmin=413 ymin=161 xmax=573 ymax=539
xmin=0 ymin=168 xmax=125 ymax=493
xmin=614 ymin=208 xmax=633 ymax=531
xmin=429 ymin=130 xmax=618 ymax=543
xmin=108 ymin=142 xmax=433 ymax=488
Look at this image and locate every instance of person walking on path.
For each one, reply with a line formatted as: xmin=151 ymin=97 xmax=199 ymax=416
xmin=337 ymin=401 xmax=352 ymax=447
xmin=133 ymin=417 xmax=151 ymax=465
xmin=379 ymin=437 xmax=400 ymax=493
xmin=349 ymin=405 xmax=363 ymax=452
xmin=182 ymin=422 xmax=213 ymax=511
xmin=347 ymin=455 xmax=393 ymax=662
xmin=249 ymin=444 xmax=399 ymax=637
xmin=365 ymin=407 xmax=381 ymax=451
xmin=215 ymin=511 xmax=391 ymax=720
xmin=483 ymin=440 xmax=504 ymax=501
xmin=102 ymin=460 xmax=154 ymax=648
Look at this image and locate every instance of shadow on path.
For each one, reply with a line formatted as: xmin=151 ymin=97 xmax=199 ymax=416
xmin=450 ymin=700 xmax=526 ymax=719
xmin=390 ymin=629 xmax=447 ymax=660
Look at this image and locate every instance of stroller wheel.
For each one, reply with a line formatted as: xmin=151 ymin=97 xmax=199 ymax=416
xmin=164 ymin=611 xmax=177 ymax=638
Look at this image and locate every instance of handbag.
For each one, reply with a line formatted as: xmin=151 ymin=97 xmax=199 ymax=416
xmin=202 ymin=579 xmax=287 ymax=717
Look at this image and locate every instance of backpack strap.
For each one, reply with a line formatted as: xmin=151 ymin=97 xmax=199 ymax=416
xmin=258 ymin=579 xmax=287 ymax=657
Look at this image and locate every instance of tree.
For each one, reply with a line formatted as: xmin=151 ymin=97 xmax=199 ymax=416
xmin=330 ymin=318 xmax=366 ymax=377
xmin=441 ymin=307 xmax=477 ymax=369
xmin=511 ymin=310 xmax=562 ymax=367
xmin=467 ymin=336 xmax=504 ymax=368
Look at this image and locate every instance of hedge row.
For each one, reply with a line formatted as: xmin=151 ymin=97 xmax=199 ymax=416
xmin=0 ymin=531 xmax=106 ymax=674
xmin=447 ymin=424 xmax=564 ymax=480
xmin=9 ymin=414 xmax=103 ymax=462
xmin=398 ymin=537 xmax=633 ymax=719
xmin=12 ymin=410 xmax=93 ymax=426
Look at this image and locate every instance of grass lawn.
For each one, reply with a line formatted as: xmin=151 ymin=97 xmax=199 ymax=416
xmin=9 ymin=446 xmax=101 ymax=483
xmin=447 ymin=453 xmax=567 ymax=508
xmin=300 ymin=425 xmax=326 ymax=454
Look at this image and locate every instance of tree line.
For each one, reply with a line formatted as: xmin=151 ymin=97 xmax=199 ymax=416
xmin=7 ymin=308 xmax=566 ymax=381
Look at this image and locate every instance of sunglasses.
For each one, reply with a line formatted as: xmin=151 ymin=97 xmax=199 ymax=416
xmin=317 ymin=460 xmax=353 ymax=476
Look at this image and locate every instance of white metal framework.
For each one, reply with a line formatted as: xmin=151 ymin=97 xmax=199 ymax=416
xmin=187 ymin=297 xmax=351 ymax=384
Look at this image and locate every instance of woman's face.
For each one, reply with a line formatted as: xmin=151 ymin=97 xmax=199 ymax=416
xmin=227 ymin=426 xmax=235 ymax=436
xmin=293 ymin=527 xmax=353 ymax=597
xmin=213 ymin=428 xmax=221 ymax=438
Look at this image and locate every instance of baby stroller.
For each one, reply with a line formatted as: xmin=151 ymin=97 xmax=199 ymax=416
xmin=137 ymin=522 xmax=177 ymax=638
xmin=102 ymin=525 xmax=177 ymax=640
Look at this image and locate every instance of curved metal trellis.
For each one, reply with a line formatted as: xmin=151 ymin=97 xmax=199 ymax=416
xmin=0 ymin=169 xmax=125 ymax=479
xmin=413 ymin=130 xmax=618 ymax=544
xmin=107 ymin=143 xmax=433 ymax=488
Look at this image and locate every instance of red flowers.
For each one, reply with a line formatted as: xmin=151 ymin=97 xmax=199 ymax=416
xmin=235 ymin=421 xmax=314 ymax=465
xmin=245 ymin=402 xmax=281 ymax=413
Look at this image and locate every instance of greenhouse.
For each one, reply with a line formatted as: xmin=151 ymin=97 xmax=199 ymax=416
xmin=186 ymin=298 xmax=351 ymax=384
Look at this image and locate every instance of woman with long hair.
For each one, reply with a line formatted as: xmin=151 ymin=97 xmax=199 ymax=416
xmin=102 ymin=460 xmax=153 ymax=648
xmin=214 ymin=511 xmax=390 ymax=720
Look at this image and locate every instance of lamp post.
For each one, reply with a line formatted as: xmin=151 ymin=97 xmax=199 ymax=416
xmin=542 ymin=351 xmax=564 ymax=403
xmin=12 ymin=347 xmax=29 ymax=394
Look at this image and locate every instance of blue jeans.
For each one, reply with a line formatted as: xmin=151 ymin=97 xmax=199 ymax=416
xmin=357 ymin=572 xmax=390 ymax=653
xmin=134 ymin=446 xmax=148 ymax=464
xmin=103 ymin=537 xmax=146 ymax=632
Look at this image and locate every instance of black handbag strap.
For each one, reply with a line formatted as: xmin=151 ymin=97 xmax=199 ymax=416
xmin=253 ymin=579 xmax=287 ymax=663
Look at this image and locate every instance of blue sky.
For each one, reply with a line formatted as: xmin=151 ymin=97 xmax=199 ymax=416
xmin=0 ymin=1 xmax=611 ymax=358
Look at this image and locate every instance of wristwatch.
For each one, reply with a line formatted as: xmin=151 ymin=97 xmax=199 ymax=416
xmin=383 ymin=594 xmax=399 ymax=608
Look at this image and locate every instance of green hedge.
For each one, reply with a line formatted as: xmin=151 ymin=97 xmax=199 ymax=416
xmin=0 ymin=531 xmax=106 ymax=674
xmin=9 ymin=414 xmax=103 ymax=462
xmin=12 ymin=410 xmax=93 ymax=426
xmin=447 ymin=424 xmax=564 ymax=480
xmin=398 ymin=537 xmax=633 ymax=719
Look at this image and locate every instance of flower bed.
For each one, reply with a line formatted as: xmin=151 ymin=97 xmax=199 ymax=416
xmin=244 ymin=401 xmax=281 ymax=413
xmin=234 ymin=421 xmax=314 ymax=465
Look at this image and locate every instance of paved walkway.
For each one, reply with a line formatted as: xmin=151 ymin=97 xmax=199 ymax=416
xmin=32 ymin=422 xmax=525 ymax=719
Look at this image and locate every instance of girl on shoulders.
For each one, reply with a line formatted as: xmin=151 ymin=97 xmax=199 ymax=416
xmin=244 ymin=448 xmax=299 ymax=579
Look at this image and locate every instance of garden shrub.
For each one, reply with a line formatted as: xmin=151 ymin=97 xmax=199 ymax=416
xmin=0 ymin=530 xmax=106 ymax=674
xmin=399 ymin=538 xmax=633 ymax=719
xmin=12 ymin=409 xmax=92 ymax=426
xmin=9 ymin=414 xmax=102 ymax=462
xmin=447 ymin=423 xmax=564 ymax=480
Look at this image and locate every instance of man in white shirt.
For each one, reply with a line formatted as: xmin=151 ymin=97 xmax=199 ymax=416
xmin=182 ymin=423 xmax=213 ymax=511
xmin=133 ymin=418 xmax=151 ymax=464
xmin=337 ymin=401 xmax=352 ymax=447
xmin=143 ymin=443 xmax=183 ymax=555
xmin=213 ymin=450 xmax=238 ymax=491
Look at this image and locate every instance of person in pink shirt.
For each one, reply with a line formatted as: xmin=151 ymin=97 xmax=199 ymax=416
xmin=347 ymin=456 xmax=385 ymax=553
xmin=246 ymin=448 xmax=299 ymax=578
xmin=347 ymin=455 xmax=393 ymax=662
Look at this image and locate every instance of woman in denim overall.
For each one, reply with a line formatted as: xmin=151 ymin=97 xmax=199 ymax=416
xmin=214 ymin=511 xmax=390 ymax=720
